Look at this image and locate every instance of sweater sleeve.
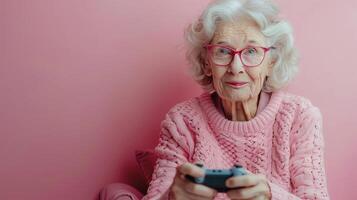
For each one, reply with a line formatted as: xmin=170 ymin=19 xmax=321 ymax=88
xmin=269 ymin=106 xmax=330 ymax=200
xmin=142 ymin=111 xmax=195 ymax=200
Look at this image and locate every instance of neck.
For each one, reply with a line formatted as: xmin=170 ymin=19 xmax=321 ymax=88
xmin=214 ymin=92 xmax=261 ymax=121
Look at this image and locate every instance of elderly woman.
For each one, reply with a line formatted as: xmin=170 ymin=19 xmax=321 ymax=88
xmin=140 ymin=0 xmax=330 ymax=199
xmin=101 ymin=0 xmax=329 ymax=199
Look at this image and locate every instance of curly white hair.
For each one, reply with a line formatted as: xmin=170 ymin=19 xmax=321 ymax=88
xmin=184 ymin=0 xmax=299 ymax=93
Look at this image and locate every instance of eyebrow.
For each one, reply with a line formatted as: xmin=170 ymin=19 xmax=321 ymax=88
xmin=216 ymin=40 xmax=261 ymax=46
xmin=216 ymin=41 xmax=229 ymax=45
xmin=247 ymin=40 xmax=259 ymax=44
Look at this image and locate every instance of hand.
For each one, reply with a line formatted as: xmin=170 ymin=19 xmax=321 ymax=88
xmin=168 ymin=163 xmax=218 ymax=200
xmin=225 ymin=170 xmax=272 ymax=200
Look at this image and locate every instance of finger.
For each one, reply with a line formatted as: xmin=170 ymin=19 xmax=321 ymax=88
xmin=184 ymin=192 xmax=213 ymax=200
xmin=240 ymin=197 xmax=262 ymax=200
xmin=226 ymin=174 xmax=266 ymax=188
xmin=247 ymin=194 xmax=266 ymax=200
xmin=174 ymin=171 xmax=186 ymax=184
xmin=177 ymin=163 xmax=205 ymax=178
xmin=171 ymin=176 xmax=202 ymax=200
xmin=245 ymin=169 xmax=253 ymax=175
xmin=183 ymin=179 xmax=217 ymax=198
xmin=173 ymin=169 xmax=217 ymax=199
xmin=226 ymin=182 xmax=268 ymax=199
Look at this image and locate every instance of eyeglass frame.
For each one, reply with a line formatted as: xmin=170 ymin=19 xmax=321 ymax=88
xmin=204 ymin=44 xmax=275 ymax=67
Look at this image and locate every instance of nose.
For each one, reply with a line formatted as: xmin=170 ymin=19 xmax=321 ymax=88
xmin=229 ymin=54 xmax=244 ymax=74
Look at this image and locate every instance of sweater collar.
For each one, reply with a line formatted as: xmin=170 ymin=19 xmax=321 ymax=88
xmin=199 ymin=90 xmax=284 ymax=133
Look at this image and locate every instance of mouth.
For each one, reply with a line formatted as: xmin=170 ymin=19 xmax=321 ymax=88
xmin=225 ymin=81 xmax=249 ymax=88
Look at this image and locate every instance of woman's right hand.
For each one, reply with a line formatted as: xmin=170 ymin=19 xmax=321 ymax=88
xmin=168 ymin=163 xmax=218 ymax=200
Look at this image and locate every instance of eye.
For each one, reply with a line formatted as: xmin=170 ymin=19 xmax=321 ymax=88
xmin=217 ymin=47 xmax=231 ymax=55
xmin=245 ymin=47 xmax=258 ymax=55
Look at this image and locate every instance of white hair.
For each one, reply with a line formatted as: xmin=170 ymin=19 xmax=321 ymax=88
xmin=184 ymin=0 xmax=299 ymax=93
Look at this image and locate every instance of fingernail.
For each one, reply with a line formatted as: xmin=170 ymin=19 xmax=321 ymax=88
xmin=226 ymin=180 xmax=233 ymax=187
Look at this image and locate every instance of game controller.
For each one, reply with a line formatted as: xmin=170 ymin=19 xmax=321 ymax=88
xmin=185 ymin=164 xmax=247 ymax=192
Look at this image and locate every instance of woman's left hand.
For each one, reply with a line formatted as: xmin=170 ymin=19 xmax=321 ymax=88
xmin=225 ymin=170 xmax=272 ymax=200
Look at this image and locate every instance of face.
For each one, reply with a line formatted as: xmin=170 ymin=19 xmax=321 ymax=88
xmin=206 ymin=18 xmax=274 ymax=102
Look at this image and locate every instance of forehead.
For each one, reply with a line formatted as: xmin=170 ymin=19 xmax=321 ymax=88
xmin=212 ymin=18 xmax=266 ymax=46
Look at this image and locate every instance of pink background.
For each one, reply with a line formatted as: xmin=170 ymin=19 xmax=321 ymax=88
xmin=1 ymin=0 xmax=356 ymax=199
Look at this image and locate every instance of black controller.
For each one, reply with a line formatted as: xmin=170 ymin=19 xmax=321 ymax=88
xmin=186 ymin=164 xmax=247 ymax=192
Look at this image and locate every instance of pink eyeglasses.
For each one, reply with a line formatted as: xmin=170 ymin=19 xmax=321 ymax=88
xmin=204 ymin=44 xmax=275 ymax=67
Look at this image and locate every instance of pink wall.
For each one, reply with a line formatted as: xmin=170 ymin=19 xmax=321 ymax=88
xmin=1 ymin=0 xmax=356 ymax=199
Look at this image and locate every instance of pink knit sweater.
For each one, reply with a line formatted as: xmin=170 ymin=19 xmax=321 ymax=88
xmin=143 ymin=91 xmax=329 ymax=200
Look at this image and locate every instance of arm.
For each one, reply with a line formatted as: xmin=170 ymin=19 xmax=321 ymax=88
xmin=269 ymin=106 xmax=330 ymax=200
xmin=142 ymin=113 xmax=195 ymax=200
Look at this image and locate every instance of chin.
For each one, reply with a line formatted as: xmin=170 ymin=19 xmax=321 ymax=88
xmin=222 ymin=91 xmax=251 ymax=102
xmin=225 ymin=88 xmax=251 ymax=101
xmin=215 ymin=85 xmax=252 ymax=102
xmin=229 ymin=95 xmax=250 ymax=102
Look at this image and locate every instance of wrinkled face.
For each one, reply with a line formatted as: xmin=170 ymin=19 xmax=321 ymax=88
xmin=206 ymin=18 xmax=274 ymax=102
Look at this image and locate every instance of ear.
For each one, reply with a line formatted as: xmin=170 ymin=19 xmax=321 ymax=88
xmin=204 ymin=62 xmax=212 ymax=76
xmin=267 ymin=57 xmax=276 ymax=76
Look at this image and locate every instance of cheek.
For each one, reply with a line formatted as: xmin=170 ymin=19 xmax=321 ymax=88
xmin=211 ymin=68 xmax=229 ymax=94
xmin=211 ymin=67 xmax=226 ymax=81
xmin=246 ymin=68 xmax=268 ymax=93
xmin=246 ymin=65 xmax=269 ymax=82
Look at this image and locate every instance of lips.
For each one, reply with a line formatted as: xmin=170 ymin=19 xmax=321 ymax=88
xmin=225 ymin=81 xmax=249 ymax=88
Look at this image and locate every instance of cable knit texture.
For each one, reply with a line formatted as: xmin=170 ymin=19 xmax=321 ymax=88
xmin=142 ymin=91 xmax=329 ymax=200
